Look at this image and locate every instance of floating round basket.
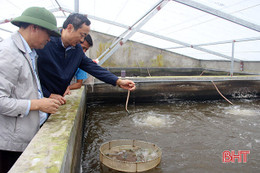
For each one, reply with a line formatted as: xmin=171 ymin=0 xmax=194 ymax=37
xmin=99 ymin=139 xmax=162 ymax=172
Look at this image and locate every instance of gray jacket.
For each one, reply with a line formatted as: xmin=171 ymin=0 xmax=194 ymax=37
xmin=0 ymin=32 xmax=40 ymax=152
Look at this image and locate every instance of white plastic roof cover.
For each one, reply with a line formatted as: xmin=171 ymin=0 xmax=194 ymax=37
xmin=1 ymin=0 xmax=260 ymax=61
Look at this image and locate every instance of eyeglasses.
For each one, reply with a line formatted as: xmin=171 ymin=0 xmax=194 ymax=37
xmin=80 ymin=32 xmax=87 ymax=39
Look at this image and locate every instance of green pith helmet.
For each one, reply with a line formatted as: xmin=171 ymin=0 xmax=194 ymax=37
xmin=11 ymin=7 xmax=60 ymax=37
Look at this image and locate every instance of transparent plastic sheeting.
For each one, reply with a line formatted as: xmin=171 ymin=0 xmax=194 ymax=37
xmin=1 ymin=0 xmax=260 ymax=61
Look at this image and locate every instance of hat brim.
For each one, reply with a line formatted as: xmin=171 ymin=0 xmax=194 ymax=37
xmin=11 ymin=16 xmax=60 ymax=37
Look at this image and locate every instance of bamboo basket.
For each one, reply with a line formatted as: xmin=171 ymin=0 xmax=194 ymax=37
xmin=99 ymin=139 xmax=162 ymax=172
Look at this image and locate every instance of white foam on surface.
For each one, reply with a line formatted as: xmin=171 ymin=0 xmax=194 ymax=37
xmin=225 ymin=106 xmax=259 ymax=117
xmin=132 ymin=111 xmax=175 ymax=128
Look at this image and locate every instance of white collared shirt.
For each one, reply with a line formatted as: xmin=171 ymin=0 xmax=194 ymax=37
xmin=19 ymin=33 xmax=48 ymax=125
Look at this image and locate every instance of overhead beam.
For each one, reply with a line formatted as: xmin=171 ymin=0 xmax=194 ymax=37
xmin=165 ymin=37 xmax=260 ymax=49
xmin=86 ymin=13 xmax=241 ymax=61
xmin=172 ymin=0 xmax=260 ymax=32
xmin=54 ymin=0 xmax=66 ymax=17
xmin=97 ymin=0 xmax=169 ymax=65
xmin=0 ymin=27 xmax=13 ymax=33
xmin=138 ymin=29 xmax=240 ymax=61
xmin=0 ymin=8 xmax=63 ymax=25
xmin=0 ymin=18 xmax=14 ymax=24
xmin=95 ymin=0 xmax=168 ymax=65
xmin=55 ymin=5 xmax=249 ymax=61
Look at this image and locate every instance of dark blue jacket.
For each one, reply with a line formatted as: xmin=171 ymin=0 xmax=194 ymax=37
xmin=36 ymin=37 xmax=118 ymax=97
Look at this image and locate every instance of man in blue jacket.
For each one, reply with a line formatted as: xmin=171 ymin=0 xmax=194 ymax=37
xmin=37 ymin=13 xmax=135 ymax=105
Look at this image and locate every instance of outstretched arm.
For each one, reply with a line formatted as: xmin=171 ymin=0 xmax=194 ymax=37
xmin=63 ymin=80 xmax=83 ymax=96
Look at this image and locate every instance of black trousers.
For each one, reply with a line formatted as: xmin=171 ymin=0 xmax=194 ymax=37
xmin=0 ymin=150 xmax=22 ymax=173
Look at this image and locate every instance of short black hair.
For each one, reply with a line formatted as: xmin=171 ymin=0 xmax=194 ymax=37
xmin=17 ymin=22 xmax=30 ymax=29
xmin=63 ymin=13 xmax=91 ymax=30
xmin=84 ymin=34 xmax=93 ymax=47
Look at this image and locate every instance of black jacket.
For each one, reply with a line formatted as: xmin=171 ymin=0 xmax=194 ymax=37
xmin=36 ymin=37 xmax=118 ymax=97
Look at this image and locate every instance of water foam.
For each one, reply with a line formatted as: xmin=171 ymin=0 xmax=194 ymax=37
xmin=225 ymin=106 xmax=259 ymax=117
xmin=132 ymin=111 xmax=174 ymax=128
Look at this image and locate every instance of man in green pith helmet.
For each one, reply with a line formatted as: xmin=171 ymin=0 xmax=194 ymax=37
xmin=0 ymin=7 xmax=61 ymax=172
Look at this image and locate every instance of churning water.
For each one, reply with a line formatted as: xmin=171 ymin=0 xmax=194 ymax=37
xmin=81 ymin=99 xmax=260 ymax=173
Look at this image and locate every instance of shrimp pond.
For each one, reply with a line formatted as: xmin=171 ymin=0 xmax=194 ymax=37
xmin=81 ymin=99 xmax=260 ymax=173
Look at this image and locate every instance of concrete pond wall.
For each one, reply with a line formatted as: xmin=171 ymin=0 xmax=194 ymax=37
xmin=87 ymin=76 xmax=260 ymax=103
xmin=9 ymin=88 xmax=86 ymax=173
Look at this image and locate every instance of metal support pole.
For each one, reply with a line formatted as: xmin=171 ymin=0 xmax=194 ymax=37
xmin=74 ymin=0 xmax=79 ymax=13
xmin=98 ymin=0 xmax=169 ymax=66
xmin=230 ymin=41 xmax=235 ymax=76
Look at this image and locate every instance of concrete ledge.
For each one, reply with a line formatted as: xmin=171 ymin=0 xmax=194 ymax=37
xmin=104 ymin=67 xmax=259 ymax=76
xmin=87 ymin=76 xmax=260 ymax=103
xmin=9 ymin=87 xmax=86 ymax=173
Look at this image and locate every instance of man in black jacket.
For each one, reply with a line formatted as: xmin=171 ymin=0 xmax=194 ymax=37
xmin=37 ymin=13 xmax=136 ymax=105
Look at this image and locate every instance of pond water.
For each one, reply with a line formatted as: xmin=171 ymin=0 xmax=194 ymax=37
xmin=81 ymin=99 xmax=260 ymax=173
